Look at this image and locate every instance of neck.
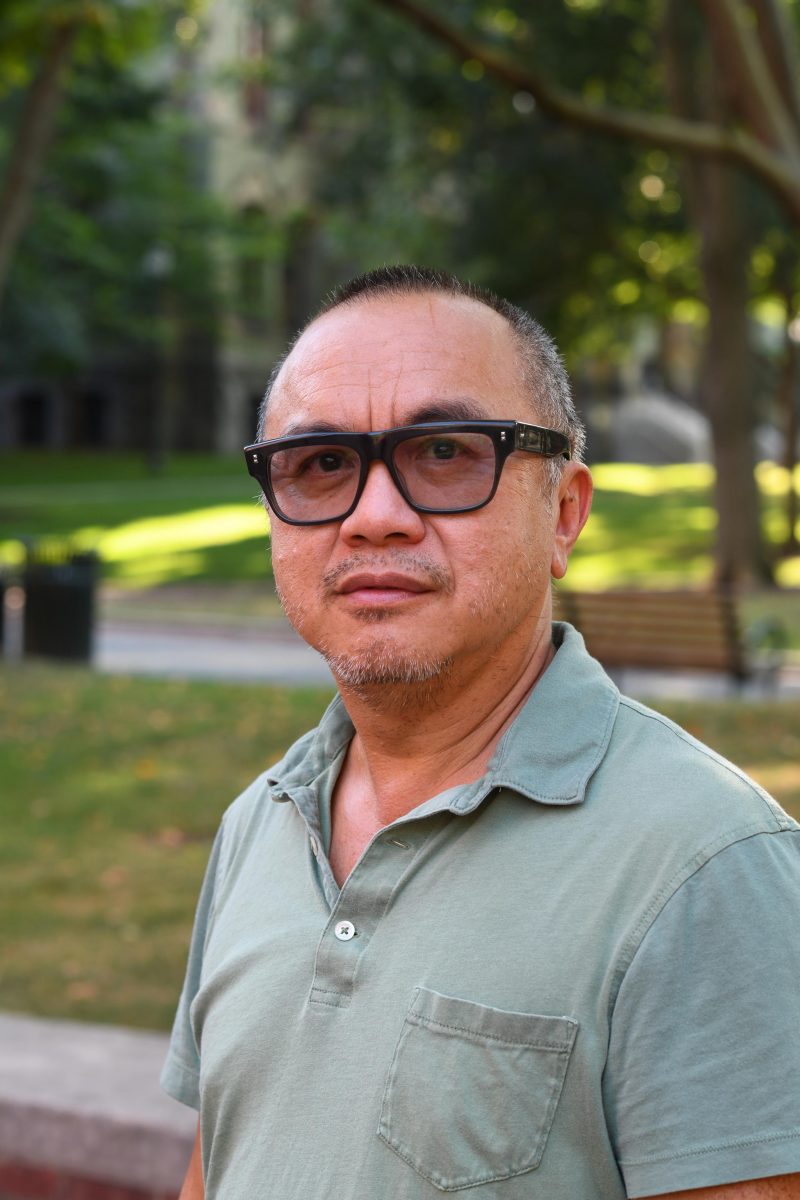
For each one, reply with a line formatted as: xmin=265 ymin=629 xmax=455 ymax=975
xmin=334 ymin=615 xmax=555 ymax=828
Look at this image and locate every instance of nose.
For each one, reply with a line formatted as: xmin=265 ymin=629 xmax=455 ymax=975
xmin=338 ymin=460 xmax=426 ymax=546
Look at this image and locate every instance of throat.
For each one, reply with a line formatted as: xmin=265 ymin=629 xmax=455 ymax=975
xmin=328 ymin=784 xmax=386 ymax=888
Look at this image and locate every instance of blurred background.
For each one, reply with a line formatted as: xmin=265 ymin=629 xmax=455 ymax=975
xmin=1 ymin=3 xmax=800 ymax=1192
xmin=1 ymin=0 xmax=800 ymax=590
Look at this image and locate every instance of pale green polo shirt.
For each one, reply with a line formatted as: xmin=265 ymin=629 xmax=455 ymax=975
xmin=162 ymin=624 xmax=800 ymax=1199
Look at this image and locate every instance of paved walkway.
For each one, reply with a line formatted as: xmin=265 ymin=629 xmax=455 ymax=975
xmin=96 ymin=618 xmax=335 ymax=686
xmin=3 ymin=592 xmax=799 ymax=698
xmin=90 ymin=618 xmax=800 ymax=699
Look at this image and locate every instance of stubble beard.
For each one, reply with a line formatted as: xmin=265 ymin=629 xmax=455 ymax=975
xmin=275 ymin=547 xmax=547 ymax=705
xmin=275 ymin=553 xmax=457 ymax=698
xmin=323 ymin=637 xmax=455 ymax=709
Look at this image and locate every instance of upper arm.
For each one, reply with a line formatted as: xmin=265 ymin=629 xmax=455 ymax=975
xmin=606 ymin=832 xmax=800 ymax=1197
xmin=650 ymin=1172 xmax=800 ymax=1199
xmin=177 ymin=1121 xmax=204 ymax=1200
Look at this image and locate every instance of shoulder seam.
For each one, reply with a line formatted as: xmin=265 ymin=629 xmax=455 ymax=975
xmin=617 ymin=696 xmax=791 ymax=831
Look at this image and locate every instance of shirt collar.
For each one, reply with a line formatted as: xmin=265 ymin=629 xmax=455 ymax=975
xmin=266 ymin=623 xmax=619 ymax=812
xmin=457 ymin=622 xmax=619 ymax=809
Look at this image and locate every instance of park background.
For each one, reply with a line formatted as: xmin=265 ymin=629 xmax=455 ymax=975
xmin=1 ymin=1 xmax=800 ymax=1178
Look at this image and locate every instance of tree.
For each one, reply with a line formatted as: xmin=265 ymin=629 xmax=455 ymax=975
xmin=373 ymin=0 xmax=800 ymax=224
xmin=0 ymin=0 xmax=168 ymax=310
xmin=0 ymin=0 xmax=229 ymax=456
xmin=0 ymin=10 xmax=81 ymax=305
xmin=256 ymin=0 xmax=697 ymax=345
xmin=364 ymin=0 xmax=800 ymax=584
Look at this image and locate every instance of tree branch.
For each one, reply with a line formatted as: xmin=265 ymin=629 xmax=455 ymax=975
xmin=372 ymin=0 xmax=800 ymax=223
xmin=749 ymin=0 xmax=800 ymax=135
xmin=699 ymin=0 xmax=800 ymax=157
xmin=0 ymin=18 xmax=81 ymax=307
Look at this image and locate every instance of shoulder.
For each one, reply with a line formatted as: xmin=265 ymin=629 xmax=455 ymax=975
xmin=573 ymin=694 xmax=798 ymax=980
xmin=601 ymin=693 xmax=795 ymax=837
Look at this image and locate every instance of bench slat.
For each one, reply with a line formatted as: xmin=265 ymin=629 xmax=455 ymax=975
xmin=555 ymin=589 xmax=746 ymax=679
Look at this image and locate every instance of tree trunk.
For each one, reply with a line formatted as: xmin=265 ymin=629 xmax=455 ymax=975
xmin=663 ymin=3 xmax=773 ymax=585
xmin=692 ymin=160 xmax=773 ymax=584
xmin=0 ymin=20 xmax=80 ymax=310
xmin=778 ymin=318 xmax=799 ymax=554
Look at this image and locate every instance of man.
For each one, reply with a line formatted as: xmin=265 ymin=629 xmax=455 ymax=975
xmin=163 ymin=266 xmax=800 ymax=1199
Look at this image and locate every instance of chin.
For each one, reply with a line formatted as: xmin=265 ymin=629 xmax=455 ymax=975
xmin=319 ymin=636 xmax=453 ymax=688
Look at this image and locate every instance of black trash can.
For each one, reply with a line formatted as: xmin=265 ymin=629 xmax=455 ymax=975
xmin=23 ymin=546 xmax=99 ymax=662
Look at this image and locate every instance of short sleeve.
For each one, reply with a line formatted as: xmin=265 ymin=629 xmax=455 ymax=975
xmin=160 ymin=824 xmax=226 ymax=1110
xmin=605 ymin=829 xmax=800 ymax=1198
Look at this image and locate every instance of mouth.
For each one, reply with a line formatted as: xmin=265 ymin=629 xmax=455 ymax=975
xmin=335 ymin=572 xmax=432 ymax=605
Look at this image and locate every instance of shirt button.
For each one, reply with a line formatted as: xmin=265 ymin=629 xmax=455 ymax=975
xmin=309 ymin=835 xmax=319 ymax=857
xmin=334 ymin=920 xmax=356 ymax=941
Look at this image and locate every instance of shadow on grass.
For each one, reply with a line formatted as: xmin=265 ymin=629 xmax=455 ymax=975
xmin=2 ymin=456 xmax=798 ymax=592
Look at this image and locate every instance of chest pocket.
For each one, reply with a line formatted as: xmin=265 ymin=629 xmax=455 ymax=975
xmin=378 ymin=987 xmax=578 ymax=1192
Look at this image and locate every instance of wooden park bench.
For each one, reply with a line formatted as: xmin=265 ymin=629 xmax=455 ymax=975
xmin=554 ymin=588 xmax=787 ymax=690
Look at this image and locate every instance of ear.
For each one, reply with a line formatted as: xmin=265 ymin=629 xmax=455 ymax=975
xmin=550 ymin=462 xmax=593 ymax=580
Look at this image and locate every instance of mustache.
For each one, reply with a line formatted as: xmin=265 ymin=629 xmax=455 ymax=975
xmin=322 ymin=554 xmax=454 ymax=595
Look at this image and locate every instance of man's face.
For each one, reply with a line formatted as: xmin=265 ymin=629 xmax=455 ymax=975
xmin=265 ymin=292 xmax=590 ymax=689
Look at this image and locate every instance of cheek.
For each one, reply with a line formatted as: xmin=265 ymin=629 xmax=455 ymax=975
xmin=445 ymin=495 xmax=552 ymax=597
xmin=441 ymin=522 xmax=520 ymax=596
xmin=271 ymin=530 xmax=320 ymax=595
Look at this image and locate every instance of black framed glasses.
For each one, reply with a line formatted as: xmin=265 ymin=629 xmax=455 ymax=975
xmin=244 ymin=420 xmax=571 ymax=526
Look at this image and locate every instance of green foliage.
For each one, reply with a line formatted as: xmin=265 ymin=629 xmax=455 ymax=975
xmin=254 ymin=0 xmax=799 ymax=376
xmin=0 ymin=0 xmax=227 ymax=371
xmin=253 ymin=0 xmax=705 ymax=358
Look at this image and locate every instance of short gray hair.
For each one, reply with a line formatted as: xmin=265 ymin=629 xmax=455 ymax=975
xmin=256 ymin=266 xmax=586 ymax=487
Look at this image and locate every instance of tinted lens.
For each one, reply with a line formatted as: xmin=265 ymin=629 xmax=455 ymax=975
xmin=268 ymin=443 xmax=362 ymax=521
xmin=393 ymin=431 xmax=497 ymax=511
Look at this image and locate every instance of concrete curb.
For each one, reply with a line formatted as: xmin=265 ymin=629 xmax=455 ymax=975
xmin=0 ymin=1014 xmax=195 ymax=1195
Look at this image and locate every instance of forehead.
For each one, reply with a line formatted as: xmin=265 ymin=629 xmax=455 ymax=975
xmin=265 ymin=292 xmax=529 ymax=435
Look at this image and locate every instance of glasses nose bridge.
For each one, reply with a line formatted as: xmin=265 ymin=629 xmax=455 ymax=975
xmin=353 ymin=428 xmax=411 ymax=508
xmin=360 ymin=429 xmax=403 ymax=482
xmin=362 ymin=428 xmax=394 ymax=465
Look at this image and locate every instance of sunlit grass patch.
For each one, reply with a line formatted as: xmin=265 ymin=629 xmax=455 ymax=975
xmin=755 ymin=460 xmax=800 ymax=497
xmin=590 ymin=461 xmax=715 ymax=495
xmin=567 ymin=464 xmax=718 ymax=588
xmin=0 ymin=462 xmax=272 ymax=585
xmin=96 ymin=505 xmax=267 ymax=559
xmin=92 ymin=505 xmax=269 ymax=586
xmin=566 ymin=547 xmax=713 ymax=589
xmin=1 ymin=453 xmax=798 ymax=592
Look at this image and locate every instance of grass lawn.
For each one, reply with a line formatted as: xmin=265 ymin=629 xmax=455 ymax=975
xmin=1 ymin=663 xmax=799 ymax=1032
xmin=2 ymin=452 xmax=799 ymax=592
xmin=0 ymin=451 xmax=269 ymax=588
xmin=0 ymin=664 xmax=335 ymax=1030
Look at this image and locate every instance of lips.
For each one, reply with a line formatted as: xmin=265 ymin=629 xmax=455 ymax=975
xmin=337 ymin=572 xmax=430 ymax=595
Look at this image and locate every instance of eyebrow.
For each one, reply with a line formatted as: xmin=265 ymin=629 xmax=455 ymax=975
xmin=279 ymin=398 xmax=491 ymax=438
xmin=280 ymin=419 xmax=349 ymax=436
xmin=408 ymin=398 xmax=490 ymax=424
